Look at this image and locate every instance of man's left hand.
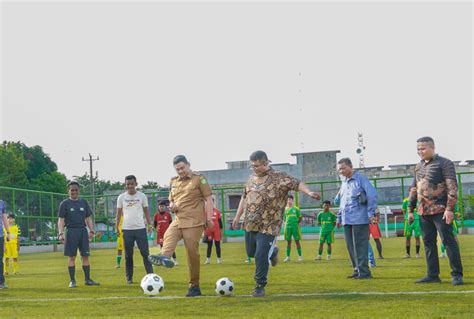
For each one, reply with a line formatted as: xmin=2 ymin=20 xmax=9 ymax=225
xmin=443 ymin=210 xmax=454 ymax=225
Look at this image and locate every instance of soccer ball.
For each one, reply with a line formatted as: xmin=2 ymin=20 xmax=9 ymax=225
xmin=215 ymin=277 xmax=234 ymax=296
xmin=140 ymin=274 xmax=164 ymax=296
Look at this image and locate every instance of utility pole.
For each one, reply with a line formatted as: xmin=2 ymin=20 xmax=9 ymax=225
xmin=356 ymin=132 xmax=366 ymax=169
xmin=82 ymin=154 xmax=99 ymax=230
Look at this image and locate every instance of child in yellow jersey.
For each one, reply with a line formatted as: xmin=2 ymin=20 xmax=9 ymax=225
xmin=4 ymin=214 xmax=20 ymax=275
xmin=115 ymin=216 xmax=124 ymax=268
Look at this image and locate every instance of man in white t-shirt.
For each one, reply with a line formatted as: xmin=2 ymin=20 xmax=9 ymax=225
xmin=116 ymin=175 xmax=154 ymax=284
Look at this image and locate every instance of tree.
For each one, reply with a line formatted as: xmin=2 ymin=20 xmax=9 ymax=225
xmin=0 ymin=142 xmax=28 ymax=188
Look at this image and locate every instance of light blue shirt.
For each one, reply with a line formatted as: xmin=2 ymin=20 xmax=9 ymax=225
xmin=334 ymin=171 xmax=377 ymax=225
xmin=0 ymin=200 xmax=5 ymax=237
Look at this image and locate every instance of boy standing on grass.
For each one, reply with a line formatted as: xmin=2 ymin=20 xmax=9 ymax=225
xmin=3 ymin=214 xmax=20 ymax=275
xmin=0 ymin=199 xmax=10 ymax=289
xmin=316 ymin=201 xmax=337 ymax=261
xmin=115 ymin=215 xmax=123 ymax=269
xmin=283 ymin=195 xmax=303 ymax=262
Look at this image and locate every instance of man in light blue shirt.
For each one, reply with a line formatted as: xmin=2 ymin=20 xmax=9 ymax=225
xmin=335 ymin=158 xmax=377 ymax=279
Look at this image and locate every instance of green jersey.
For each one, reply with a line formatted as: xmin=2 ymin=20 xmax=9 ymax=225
xmin=284 ymin=207 xmax=301 ymax=226
xmin=402 ymin=198 xmax=419 ymax=220
xmin=318 ymin=211 xmax=336 ymax=233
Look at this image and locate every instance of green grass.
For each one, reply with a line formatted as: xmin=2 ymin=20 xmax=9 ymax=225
xmin=1 ymin=235 xmax=473 ymax=318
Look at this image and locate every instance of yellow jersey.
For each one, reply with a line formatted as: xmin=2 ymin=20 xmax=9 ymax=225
xmin=4 ymin=225 xmax=20 ymax=244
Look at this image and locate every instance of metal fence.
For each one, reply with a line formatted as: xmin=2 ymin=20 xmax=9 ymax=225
xmin=1 ymin=172 xmax=473 ymax=245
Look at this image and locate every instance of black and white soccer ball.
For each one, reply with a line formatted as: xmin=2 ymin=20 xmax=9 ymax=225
xmin=140 ymin=273 xmax=164 ymax=296
xmin=215 ymin=277 xmax=234 ymax=296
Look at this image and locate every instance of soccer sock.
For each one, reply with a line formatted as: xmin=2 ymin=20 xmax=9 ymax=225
xmin=297 ymin=248 xmax=302 ymax=257
xmin=318 ymin=248 xmax=323 ymax=255
xmin=68 ymin=266 xmax=76 ymax=282
xmin=82 ymin=265 xmax=91 ymax=281
xmin=5 ymin=259 xmax=9 ymax=272
xmin=247 ymin=257 xmax=251 ymax=262
xmin=375 ymin=240 xmax=382 ymax=257
xmin=116 ymin=256 xmax=122 ymax=265
xmin=328 ymin=247 xmax=332 ymax=255
xmin=406 ymin=245 xmax=410 ymax=255
xmin=172 ymin=252 xmax=176 ymax=259
xmin=13 ymin=261 xmax=18 ymax=273
xmin=416 ymin=245 xmax=420 ymax=254
xmin=207 ymin=241 xmax=213 ymax=258
xmin=286 ymin=248 xmax=291 ymax=257
xmin=440 ymin=244 xmax=446 ymax=254
xmin=215 ymin=241 xmax=221 ymax=258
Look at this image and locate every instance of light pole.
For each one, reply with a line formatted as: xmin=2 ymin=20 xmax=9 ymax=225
xmin=82 ymin=154 xmax=99 ymax=230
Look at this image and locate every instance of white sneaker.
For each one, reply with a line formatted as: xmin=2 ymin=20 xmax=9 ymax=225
xmin=440 ymin=253 xmax=446 ymax=258
xmin=245 ymin=259 xmax=252 ymax=264
xmin=204 ymin=258 xmax=210 ymax=264
xmin=298 ymin=256 xmax=303 ymax=262
xmin=283 ymin=257 xmax=290 ymax=262
xmin=173 ymin=258 xmax=178 ymax=266
xmin=217 ymin=258 xmax=221 ymax=264
xmin=415 ymin=254 xmax=420 ymax=258
xmin=315 ymin=255 xmax=322 ymax=261
xmin=327 ymin=255 xmax=331 ymax=261
xmin=404 ymin=254 xmax=411 ymax=258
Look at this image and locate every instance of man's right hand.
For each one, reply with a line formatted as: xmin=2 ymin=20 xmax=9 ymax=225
xmin=336 ymin=223 xmax=341 ymax=229
xmin=232 ymin=217 xmax=240 ymax=230
xmin=58 ymin=233 xmax=65 ymax=244
xmin=408 ymin=212 xmax=415 ymax=225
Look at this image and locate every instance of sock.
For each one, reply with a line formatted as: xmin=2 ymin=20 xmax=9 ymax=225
xmin=375 ymin=240 xmax=382 ymax=257
xmin=82 ymin=265 xmax=91 ymax=281
xmin=297 ymin=248 xmax=302 ymax=257
xmin=318 ymin=248 xmax=323 ymax=255
xmin=13 ymin=261 xmax=18 ymax=273
xmin=68 ymin=266 xmax=76 ymax=282
xmin=406 ymin=246 xmax=410 ymax=255
xmin=4 ymin=259 xmax=9 ymax=272
xmin=172 ymin=252 xmax=176 ymax=259
xmin=328 ymin=247 xmax=332 ymax=255
xmin=247 ymin=257 xmax=251 ymax=262
xmin=441 ymin=244 xmax=446 ymax=254
xmin=286 ymin=248 xmax=291 ymax=257
xmin=416 ymin=245 xmax=420 ymax=254
xmin=116 ymin=256 xmax=122 ymax=265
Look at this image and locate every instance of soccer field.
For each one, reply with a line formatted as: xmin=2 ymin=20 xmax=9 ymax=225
xmin=1 ymin=236 xmax=473 ymax=318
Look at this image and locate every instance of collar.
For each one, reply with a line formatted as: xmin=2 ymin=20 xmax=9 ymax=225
xmin=345 ymin=170 xmax=359 ymax=182
xmin=421 ymin=153 xmax=439 ymax=165
xmin=178 ymin=172 xmax=193 ymax=181
xmin=254 ymin=167 xmax=273 ymax=178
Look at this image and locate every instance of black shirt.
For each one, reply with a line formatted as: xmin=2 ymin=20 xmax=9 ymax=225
xmin=58 ymin=198 xmax=92 ymax=228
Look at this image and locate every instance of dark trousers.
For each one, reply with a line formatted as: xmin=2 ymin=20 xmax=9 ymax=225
xmin=420 ymin=213 xmax=463 ymax=278
xmin=245 ymin=231 xmax=277 ymax=287
xmin=344 ymin=224 xmax=371 ymax=278
xmin=123 ymin=228 xmax=154 ymax=281
xmin=206 ymin=240 xmax=221 ymax=258
xmin=0 ymin=238 xmax=4 ymax=284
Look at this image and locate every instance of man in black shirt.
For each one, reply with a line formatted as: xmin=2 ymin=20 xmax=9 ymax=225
xmin=58 ymin=181 xmax=100 ymax=288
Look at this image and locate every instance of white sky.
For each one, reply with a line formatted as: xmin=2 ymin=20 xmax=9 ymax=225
xmin=1 ymin=0 xmax=473 ymax=186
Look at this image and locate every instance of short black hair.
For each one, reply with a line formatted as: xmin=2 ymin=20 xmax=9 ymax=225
xmin=417 ymin=136 xmax=435 ymax=146
xmin=288 ymin=195 xmax=294 ymax=199
xmin=158 ymin=200 xmax=167 ymax=206
xmin=7 ymin=213 xmax=15 ymax=219
xmin=338 ymin=157 xmax=353 ymax=168
xmin=323 ymin=200 xmax=331 ymax=205
xmin=173 ymin=155 xmax=189 ymax=165
xmin=67 ymin=181 xmax=80 ymax=188
xmin=125 ymin=175 xmax=137 ymax=182
xmin=250 ymin=150 xmax=269 ymax=162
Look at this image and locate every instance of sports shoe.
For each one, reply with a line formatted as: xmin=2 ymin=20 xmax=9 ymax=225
xmin=217 ymin=258 xmax=221 ymax=264
xmin=148 ymin=255 xmax=175 ymax=268
xmin=440 ymin=253 xmax=446 ymax=258
xmin=404 ymin=254 xmax=411 ymax=258
xmin=252 ymin=285 xmax=265 ymax=297
xmin=126 ymin=279 xmax=133 ymax=285
xmin=0 ymin=283 xmax=8 ymax=289
xmin=415 ymin=276 xmax=441 ymax=284
xmin=369 ymin=263 xmax=376 ymax=268
xmin=85 ymin=279 xmax=100 ymax=286
xmin=298 ymin=256 xmax=303 ymax=262
xmin=186 ymin=287 xmax=202 ymax=297
xmin=245 ymin=259 xmax=252 ymax=264
xmin=347 ymin=273 xmax=358 ymax=279
xmin=315 ymin=255 xmax=322 ymax=261
xmin=452 ymin=276 xmax=464 ymax=286
xmin=378 ymin=256 xmax=384 ymax=259
xmin=354 ymin=275 xmax=373 ymax=280
xmin=283 ymin=256 xmax=290 ymax=263
xmin=416 ymin=254 xmax=421 ymax=258
xmin=173 ymin=258 xmax=179 ymax=266
xmin=115 ymin=264 xmax=120 ymax=269
xmin=270 ymin=247 xmax=279 ymax=267
xmin=204 ymin=258 xmax=210 ymax=265
xmin=327 ymin=255 xmax=331 ymax=261
xmin=69 ymin=280 xmax=77 ymax=288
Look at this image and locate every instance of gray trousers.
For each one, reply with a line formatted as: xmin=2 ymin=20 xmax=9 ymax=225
xmin=344 ymin=224 xmax=371 ymax=278
xmin=245 ymin=231 xmax=277 ymax=287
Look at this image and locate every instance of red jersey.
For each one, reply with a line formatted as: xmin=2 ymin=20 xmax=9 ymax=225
xmin=210 ymin=208 xmax=222 ymax=232
xmin=154 ymin=211 xmax=172 ymax=234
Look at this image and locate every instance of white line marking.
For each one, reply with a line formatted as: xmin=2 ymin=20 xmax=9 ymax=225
xmin=1 ymin=290 xmax=473 ymax=302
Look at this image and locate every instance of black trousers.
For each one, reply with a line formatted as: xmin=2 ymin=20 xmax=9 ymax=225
xmin=245 ymin=231 xmax=277 ymax=287
xmin=420 ymin=213 xmax=463 ymax=278
xmin=123 ymin=228 xmax=154 ymax=281
xmin=0 ymin=238 xmax=4 ymax=284
xmin=343 ymin=224 xmax=371 ymax=278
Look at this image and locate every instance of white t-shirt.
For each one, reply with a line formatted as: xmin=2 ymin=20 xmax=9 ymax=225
xmin=117 ymin=191 xmax=149 ymax=230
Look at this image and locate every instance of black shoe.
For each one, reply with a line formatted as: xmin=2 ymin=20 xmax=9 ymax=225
xmin=415 ymin=276 xmax=441 ymax=284
xmin=148 ymin=255 xmax=175 ymax=268
xmin=252 ymin=285 xmax=265 ymax=297
xmin=347 ymin=273 xmax=358 ymax=279
xmin=69 ymin=280 xmax=77 ymax=288
xmin=186 ymin=287 xmax=202 ymax=297
xmin=452 ymin=276 xmax=464 ymax=286
xmin=354 ymin=275 xmax=373 ymax=280
xmin=270 ymin=247 xmax=279 ymax=267
xmin=85 ymin=279 xmax=100 ymax=286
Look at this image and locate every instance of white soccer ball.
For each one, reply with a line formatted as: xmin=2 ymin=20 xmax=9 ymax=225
xmin=215 ymin=277 xmax=234 ymax=296
xmin=140 ymin=273 xmax=164 ymax=296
